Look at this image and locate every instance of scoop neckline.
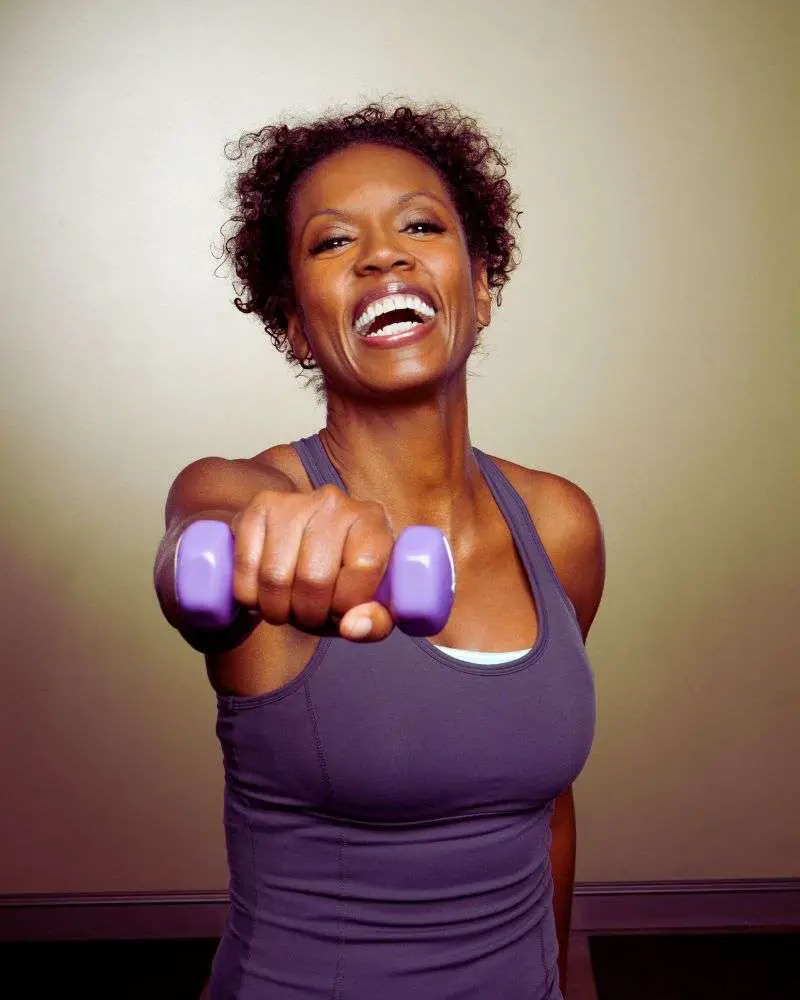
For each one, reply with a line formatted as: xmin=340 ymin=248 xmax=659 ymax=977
xmin=298 ymin=434 xmax=550 ymax=678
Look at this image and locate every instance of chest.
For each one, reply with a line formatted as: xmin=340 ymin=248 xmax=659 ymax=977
xmin=218 ymin=609 xmax=595 ymax=826
xmin=431 ymin=534 xmax=538 ymax=651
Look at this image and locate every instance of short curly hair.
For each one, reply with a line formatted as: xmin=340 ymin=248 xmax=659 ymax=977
xmin=219 ymin=100 xmax=522 ymax=381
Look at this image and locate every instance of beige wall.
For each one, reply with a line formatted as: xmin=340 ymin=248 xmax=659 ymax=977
xmin=0 ymin=0 xmax=797 ymax=893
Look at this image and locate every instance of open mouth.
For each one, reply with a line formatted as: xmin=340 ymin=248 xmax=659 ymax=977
xmin=353 ymin=294 xmax=436 ymax=338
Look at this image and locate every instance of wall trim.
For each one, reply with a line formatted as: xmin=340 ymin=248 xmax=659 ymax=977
xmin=0 ymin=880 xmax=797 ymax=940
xmin=571 ymin=878 xmax=800 ymax=932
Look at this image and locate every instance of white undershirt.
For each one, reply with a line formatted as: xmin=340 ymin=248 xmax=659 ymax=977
xmin=431 ymin=644 xmax=532 ymax=665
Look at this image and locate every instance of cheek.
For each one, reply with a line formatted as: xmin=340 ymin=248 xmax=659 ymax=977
xmin=452 ymin=262 xmax=482 ymax=317
xmin=428 ymin=244 xmax=472 ymax=294
xmin=297 ymin=281 xmax=351 ymax=350
xmin=294 ymin=264 xmax=338 ymax=316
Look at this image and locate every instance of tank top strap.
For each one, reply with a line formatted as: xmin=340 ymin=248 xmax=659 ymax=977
xmin=291 ymin=432 xmax=346 ymax=490
xmin=472 ymin=448 xmax=576 ymax=618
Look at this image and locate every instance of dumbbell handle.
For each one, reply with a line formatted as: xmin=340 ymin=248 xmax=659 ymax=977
xmin=174 ymin=520 xmax=455 ymax=637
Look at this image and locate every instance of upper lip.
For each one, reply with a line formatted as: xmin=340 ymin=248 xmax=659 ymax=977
xmin=351 ymin=281 xmax=438 ymax=330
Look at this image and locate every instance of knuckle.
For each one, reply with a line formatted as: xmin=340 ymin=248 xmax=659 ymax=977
xmin=362 ymin=498 xmax=387 ymax=520
xmin=347 ymin=521 xmax=393 ymax=572
xmin=247 ymin=489 xmax=274 ymax=514
xmin=259 ymin=564 xmax=293 ymax=591
xmin=234 ymin=548 xmax=259 ymax=576
xmin=316 ymin=484 xmax=343 ymax=509
xmin=367 ymin=529 xmax=394 ymax=557
xmin=372 ymin=512 xmax=393 ymax=538
xmin=293 ymin=569 xmax=333 ymax=596
xmin=352 ymin=545 xmax=385 ymax=571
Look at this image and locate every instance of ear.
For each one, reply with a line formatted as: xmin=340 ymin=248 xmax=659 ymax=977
xmin=472 ymin=259 xmax=491 ymax=330
xmin=284 ymin=300 xmax=313 ymax=363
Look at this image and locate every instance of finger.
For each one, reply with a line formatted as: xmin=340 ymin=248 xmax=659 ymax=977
xmin=330 ymin=512 xmax=394 ymax=617
xmin=254 ymin=500 xmax=311 ymax=624
xmin=230 ymin=501 xmax=270 ymax=608
xmin=290 ymin=503 xmax=353 ymax=629
xmin=339 ymin=601 xmax=394 ymax=642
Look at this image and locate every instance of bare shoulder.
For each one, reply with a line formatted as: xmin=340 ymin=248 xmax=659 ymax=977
xmin=490 ymin=456 xmax=603 ymax=551
xmin=251 ymin=442 xmax=314 ymax=493
xmin=163 ymin=445 xmax=306 ymax=532
xmin=490 ymin=455 xmax=606 ymax=640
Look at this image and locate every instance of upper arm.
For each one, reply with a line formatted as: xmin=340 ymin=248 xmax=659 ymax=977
xmin=163 ymin=455 xmax=297 ymax=534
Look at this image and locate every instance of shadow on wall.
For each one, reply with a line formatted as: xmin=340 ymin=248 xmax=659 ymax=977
xmin=0 ymin=434 xmax=226 ymax=893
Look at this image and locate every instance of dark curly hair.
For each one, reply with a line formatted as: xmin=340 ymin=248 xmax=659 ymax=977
xmin=219 ymin=100 xmax=521 ymax=383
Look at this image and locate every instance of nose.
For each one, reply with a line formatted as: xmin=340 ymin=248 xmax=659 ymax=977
xmin=354 ymin=228 xmax=413 ymax=275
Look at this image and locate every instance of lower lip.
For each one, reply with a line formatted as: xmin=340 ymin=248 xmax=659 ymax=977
xmin=356 ymin=316 xmax=437 ymax=350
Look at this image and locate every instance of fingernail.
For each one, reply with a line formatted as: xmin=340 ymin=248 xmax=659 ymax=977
xmin=348 ymin=616 xmax=372 ymax=639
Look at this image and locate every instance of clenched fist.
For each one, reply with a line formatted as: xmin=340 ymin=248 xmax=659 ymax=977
xmin=230 ymin=484 xmax=395 ymax=641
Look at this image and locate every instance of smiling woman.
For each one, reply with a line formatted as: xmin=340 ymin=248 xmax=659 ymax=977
xmin=282 ymin=140 xmax=496 ymax=399
xmin=219 ymin=103 xmax=520 ymax=396
xmin=154 ymin=101 xmax=605 ymax=1000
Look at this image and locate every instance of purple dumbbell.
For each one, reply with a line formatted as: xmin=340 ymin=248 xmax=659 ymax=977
xmin=175 ymin=520 xmax=455 ymax=637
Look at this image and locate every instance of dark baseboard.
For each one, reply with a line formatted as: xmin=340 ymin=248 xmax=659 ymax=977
xmin=572 ymin=879 xmax=800 ymax=932
xmin=0 ymin=880 xmax=797 ymax=941
xmin=0 ymin=890 xmax=227 ymax=941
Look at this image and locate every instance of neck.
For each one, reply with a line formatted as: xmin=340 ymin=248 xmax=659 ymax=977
xmin=320 ymin=373 xmax=484 ymax=537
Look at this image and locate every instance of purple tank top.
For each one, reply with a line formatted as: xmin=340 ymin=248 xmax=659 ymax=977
xmin=208 ymin=433 xmax=596 ymax=1000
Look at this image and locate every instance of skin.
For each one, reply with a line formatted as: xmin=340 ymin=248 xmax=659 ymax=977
xmin=179 ymin=141 xmax=605 ymax=997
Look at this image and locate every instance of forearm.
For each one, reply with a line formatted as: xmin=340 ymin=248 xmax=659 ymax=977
xmin=549 ymin=786 xmax=576 ymax=996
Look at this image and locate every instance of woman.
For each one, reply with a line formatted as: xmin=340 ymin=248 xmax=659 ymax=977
xmin=155 ymin=102 xmax=604 ymax=1000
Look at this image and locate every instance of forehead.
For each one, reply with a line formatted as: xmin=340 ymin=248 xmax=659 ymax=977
xmin=289 ymin=142 xmax=454 ymax=221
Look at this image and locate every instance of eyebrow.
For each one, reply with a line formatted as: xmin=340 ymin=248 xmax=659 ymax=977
xmin=303 ymin=191 xmax=449 ymax=230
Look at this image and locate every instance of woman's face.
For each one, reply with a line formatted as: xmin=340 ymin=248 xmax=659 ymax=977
xmin=285 ymin=142 xmax=491 ymax=399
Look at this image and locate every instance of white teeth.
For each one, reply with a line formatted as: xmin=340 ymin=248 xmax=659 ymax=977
xmin=354 ymin=293 xmax=435 ymax=333
xmin=366 ymin=319 xmax=420 ymax=338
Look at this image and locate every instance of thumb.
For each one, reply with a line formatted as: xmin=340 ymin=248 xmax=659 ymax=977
xmin=338 ymin=601 xmax=394 ymax=642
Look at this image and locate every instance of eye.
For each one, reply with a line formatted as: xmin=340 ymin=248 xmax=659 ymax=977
xmin=310 ymin=234 xmax=351 ymax=255
xmin=404 ymin=220 xmax=445 ymax=236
